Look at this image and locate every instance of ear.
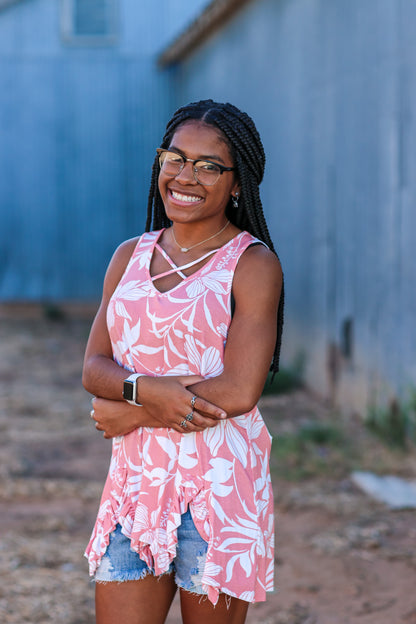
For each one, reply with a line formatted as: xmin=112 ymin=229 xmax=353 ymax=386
xmin=231 ymin=182 xmax=241 ymax=198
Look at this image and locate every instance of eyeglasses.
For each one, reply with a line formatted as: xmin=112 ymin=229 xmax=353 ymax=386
xmin=156 ymin=148 xmax=235 ymax=186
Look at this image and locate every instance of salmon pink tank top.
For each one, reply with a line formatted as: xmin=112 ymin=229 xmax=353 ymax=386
xmin=85 ymin=230 xmax=274 ymax=604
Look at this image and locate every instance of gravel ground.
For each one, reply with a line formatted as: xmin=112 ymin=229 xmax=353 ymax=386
xmin=0 ymin=305 xmax=415 ymax=623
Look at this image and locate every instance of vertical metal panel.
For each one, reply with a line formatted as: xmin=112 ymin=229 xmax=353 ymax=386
xmin=169 ymin=0 xmax=416 ymax=409
xmin=0 ymin=0 xmax=200 ymax=299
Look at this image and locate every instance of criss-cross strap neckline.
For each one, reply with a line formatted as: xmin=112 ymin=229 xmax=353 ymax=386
xmin=151 ymin=243 xmax=219 ymax=282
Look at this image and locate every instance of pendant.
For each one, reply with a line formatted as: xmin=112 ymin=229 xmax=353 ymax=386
xmin=181 ymin=247 xmax=189 ymax=252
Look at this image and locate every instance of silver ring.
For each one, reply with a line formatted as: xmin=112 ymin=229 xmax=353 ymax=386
xmin=185 ymin=412 xmax=193 ymax=422
xmin=180 ymin=419 xmax=188 ymax=428
xmin=191 ymin=395 xmax=197 ymax=409
xmin=90 ymin=409 xmax=95 ymax=418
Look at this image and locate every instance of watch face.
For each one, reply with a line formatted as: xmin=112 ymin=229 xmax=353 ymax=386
xmin=123 ymin=380 xmax=135 ymax=401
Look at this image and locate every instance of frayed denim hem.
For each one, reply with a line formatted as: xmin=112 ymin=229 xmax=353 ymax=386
xmin=94 ymin=567 xmax=177 ymax=584
xmin=94 ymin=567 xmax=152 ymax=584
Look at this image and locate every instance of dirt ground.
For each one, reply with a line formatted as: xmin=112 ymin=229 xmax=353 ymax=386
xmin=0 ymin=305 xmax=415 ymax=624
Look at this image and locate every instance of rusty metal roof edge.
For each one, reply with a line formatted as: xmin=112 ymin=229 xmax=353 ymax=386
xmin=157 ymin=0 xmax=253 ymax=68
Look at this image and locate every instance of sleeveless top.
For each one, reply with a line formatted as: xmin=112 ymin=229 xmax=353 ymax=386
xmin=85 ymin=229 xmax=275 ymax=604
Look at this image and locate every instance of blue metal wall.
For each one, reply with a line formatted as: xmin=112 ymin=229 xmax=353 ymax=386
xmin=0 ymin=0 xmax=208 ymax=299
xmin=169 ymin=0 xmax=416 ymax=409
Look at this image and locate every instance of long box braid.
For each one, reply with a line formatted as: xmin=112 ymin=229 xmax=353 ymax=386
xmin=146 ymin=100 xmax=284 ymax=374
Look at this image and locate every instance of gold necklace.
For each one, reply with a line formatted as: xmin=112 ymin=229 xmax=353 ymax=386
xmin=171 ymin=220 xmax=230 ymax=253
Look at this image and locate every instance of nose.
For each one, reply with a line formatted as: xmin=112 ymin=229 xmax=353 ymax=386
xmin=175 ymin=160 xmax=197 ymax=184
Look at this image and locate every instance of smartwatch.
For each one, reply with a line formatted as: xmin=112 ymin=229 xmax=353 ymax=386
xmin=123 ymin=373 xmax=144 ymax=406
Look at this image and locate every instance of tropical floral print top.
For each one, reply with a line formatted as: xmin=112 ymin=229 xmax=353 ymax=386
xmin=85 ymin=229 xmax=274 ymax=604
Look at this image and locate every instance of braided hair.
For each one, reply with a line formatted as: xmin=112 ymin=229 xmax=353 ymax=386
xmin=146 ymin=99 xmax=284 ymax=374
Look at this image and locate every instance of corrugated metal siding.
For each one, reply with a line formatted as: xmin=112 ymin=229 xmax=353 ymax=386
xmin=168 ymin=0 xmax=416 ymax=409
xmin=0 ymin=55 xmax=170 ymax=298
xmin=0 ymin=0 xmax=205 ymax=299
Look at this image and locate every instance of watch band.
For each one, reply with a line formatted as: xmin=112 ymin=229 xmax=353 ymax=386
xmin=123 ymin=373 xmax=145 ymax=406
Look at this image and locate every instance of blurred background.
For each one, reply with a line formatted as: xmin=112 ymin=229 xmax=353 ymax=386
xmin=1 ymin=0 xmax=416 ymax=414
xmin=1 ymin=1 xmax=416 ymax=623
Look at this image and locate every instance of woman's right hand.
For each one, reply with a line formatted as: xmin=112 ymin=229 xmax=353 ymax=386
xmin=91 ymin=375 xmax=226 ymax=437
xmin=136 ymin=374 xmax=227 ymax=431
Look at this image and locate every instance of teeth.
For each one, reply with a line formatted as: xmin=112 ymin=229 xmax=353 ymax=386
xmin=171 ymin=190 xmax=202 ymax=203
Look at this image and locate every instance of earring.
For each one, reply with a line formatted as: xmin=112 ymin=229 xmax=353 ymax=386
xmin=232 ymin=192 xmax=239 ymax=209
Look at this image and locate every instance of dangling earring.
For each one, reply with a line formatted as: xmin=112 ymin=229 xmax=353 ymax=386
xmin=232 ymin=192 xmax=239 ymax=209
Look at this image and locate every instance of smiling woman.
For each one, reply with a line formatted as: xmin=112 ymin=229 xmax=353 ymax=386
xmin=82 ymin=99 xmax=284 ymax=624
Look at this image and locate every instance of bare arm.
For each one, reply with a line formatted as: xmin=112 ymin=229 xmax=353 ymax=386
xmin=137 ymin=244 xmax=283 ymax=419
xmin=82 ymin=237 xmax=139 ymax=400
xmin=189 ymin=245 xmax=282 ymax=416
xmin=83 ymin=238 xmax=226 ymax=436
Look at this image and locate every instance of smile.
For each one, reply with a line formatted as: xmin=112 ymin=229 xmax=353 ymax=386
xmin=170 ymin=190 xmax=203 ymax=203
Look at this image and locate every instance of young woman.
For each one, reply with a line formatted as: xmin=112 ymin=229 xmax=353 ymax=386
xmin=83 ymin=99 xmax=284 ymax=624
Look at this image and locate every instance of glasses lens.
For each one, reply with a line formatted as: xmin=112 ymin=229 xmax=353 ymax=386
xmin=194 ymin=161 xmax=221 ymax=186
xmin=159 ymin=151 xmax=183 ymax=177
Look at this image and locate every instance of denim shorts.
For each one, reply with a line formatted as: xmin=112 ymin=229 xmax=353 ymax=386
xmin=94 ymin=508 xmax=208 ymax=594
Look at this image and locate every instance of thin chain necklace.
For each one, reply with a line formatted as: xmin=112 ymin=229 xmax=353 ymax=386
xmin=171 ymin=220 xmax=230 ymax=253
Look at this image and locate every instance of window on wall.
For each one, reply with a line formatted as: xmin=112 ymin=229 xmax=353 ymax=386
xmin=61 ymin=0 xmax=118 ymax=44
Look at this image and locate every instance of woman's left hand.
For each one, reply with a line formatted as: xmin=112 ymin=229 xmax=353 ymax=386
xmin=91 ymin=397 xmax=144 ymax=438
xmin=90 ymin=387 xmax=225 ymax=437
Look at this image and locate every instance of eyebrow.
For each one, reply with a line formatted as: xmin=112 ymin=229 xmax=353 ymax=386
xmin=168 ymin=145 xmax=227 ymax=164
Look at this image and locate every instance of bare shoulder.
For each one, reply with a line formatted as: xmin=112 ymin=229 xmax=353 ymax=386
xmin=102 ymin=236 xmax=141 ymax=297
xmin=112 ymin=236 xmax=141 ymax=266
xmin=235 ymin=243 xmax=283 ymax=292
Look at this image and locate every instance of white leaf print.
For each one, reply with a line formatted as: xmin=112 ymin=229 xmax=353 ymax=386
xmin=186 ymin=279 xmax=205 ymax=298
xmin=210 ymin=498 xmax=228 ymax=524
xmin=142 ymin=436 xmax=153 ymax=465
xmin=248 ymin=419 xmax=264 ymax=440
xmin=225 ymin=554 xmax=240 ymax=582
xmin=123 ymin=318 xmax=141 ymax=349
xmin=203 ymin=425 xmax=225 ymax=456
xmin=201 ymin=270 xmax=231 ymax=294
xmin=121 ymin=515 xmax=133 ymax=536
xmin=240 ymin=551 xmax=252 ymax=577
xmin=265 ymin=559 xmax=274 ymax=589
xmin=116 ymin=280 xmax=150 ymax=301
xmin=166 ymin=331 xmax=185 ymax=361
xmin=214 ymin=292 xmax=229 ymax=316
xmin=203 ymin=458 xmax=233 ymax=497
xmin=178 ymin=450 xmax=198 ymax=469
xmin=209 ymin=481 xmax=233 ymax=497
xmin=133 ymin=503 xmax=149 ymax=531
xmin=252 ymin=442 xmax=263 ymax=456
xmin=184 ymin=300 xmax=197 ymax=332
xmin=115 ymin=299 xmax=131 ymax=321
xmin=166 ymin=363 xmax=189 ymax=375
xmin=203 ymin=562 xmax=223 ymax=578
xmin=156 ymin=550 xmax=171 ymax=571
xmin=220 ymin=537 xmax=254 ymax=551
xmin=156 ymin=436 xmax=178 ymax=460
xmin=239 ymin=591 xmax=255 ymax=602
xmin=97 ymin=500 xmax=111 ymax=521
xmin=206 ymin=457 xmax=233 ymax=480
xmin=216 ymin=322 xmax=228 ymax=338
xmin=225 ymin=425 xmax=248 ymax=468
xmin=255 ymin=477 xmax=266 ymax=493
xmin=147 ymin=467 xmax=170 ymax=487
xmin=202 ymin=297 xmax=217 ymax=334
xmin=150 ymin=508 xmax=160 ymax=526
xmin=184 ymin=335 xmax=201 ymax=369
xmin=178 ymin=432 xmax=198 ymax=468
xmin=201 ymin=347 xmax=223 ymax=377
xmin=135 ymin=344 xmax=164 ymax=355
